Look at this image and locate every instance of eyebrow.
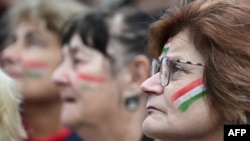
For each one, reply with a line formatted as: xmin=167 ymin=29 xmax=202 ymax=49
xmin=159 ymin=56 xmax=204 ymax=66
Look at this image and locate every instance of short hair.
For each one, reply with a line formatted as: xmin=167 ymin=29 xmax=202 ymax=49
xmin=148 ymin=0 xmax=250 ymax=124
xmin=62 ymin=7 xmax=152 ymax=73
xmin=105 ymin=7 xmax=153 ymax=71
xmin=6 ymin=0 xmax=88 ymax=35
xmin=0 ymin=68 xmax=27 ymax=141
xmin=61 ymin=12 xmax=109 ymax=56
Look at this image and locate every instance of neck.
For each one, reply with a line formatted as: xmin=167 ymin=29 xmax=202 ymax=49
xmin=195 ymin=124 xmax=223 ymax=141
xmin=160 ymin=123 xmax=223 ymax=141
xmin=78 ymin=102 xmax=147 ymax=141
xmin=22 ymin=100 xmax=63 ymax=139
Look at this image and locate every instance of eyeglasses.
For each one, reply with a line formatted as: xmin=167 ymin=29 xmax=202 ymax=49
xmin=151 ymin=56 xmax=204 ymax=87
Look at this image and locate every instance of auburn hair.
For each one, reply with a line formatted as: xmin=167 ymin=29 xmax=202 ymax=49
xmin=148 ymin=0 xmax=250 ymax=124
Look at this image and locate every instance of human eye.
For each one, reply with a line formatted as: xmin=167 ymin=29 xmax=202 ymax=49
xmin=73 ymin=54 xmax=88 ymax=67
xmin=26 ymin=32 xmax=47 ymax=47
xmin=172 ymin=63 xmax=185 ymax=73
xmin=73 ymin=57 xmax=84 ymax=65
xmin=170 ymin=62 xmax=187 ymax=81
xmin=27 ymin=37 xmax=46 ymax=47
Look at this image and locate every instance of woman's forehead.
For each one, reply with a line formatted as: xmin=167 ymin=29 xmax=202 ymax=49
xmin=158 ymin=31 xmax=203 ymax=62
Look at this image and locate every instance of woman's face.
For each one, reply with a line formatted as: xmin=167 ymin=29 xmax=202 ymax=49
xmin=1 ymin=20 xmax=61 ymax=102
xmin=140 ymin=31 xmax=222 ymax=140
xmin=52 ymin=34 xmax=121 ymax=129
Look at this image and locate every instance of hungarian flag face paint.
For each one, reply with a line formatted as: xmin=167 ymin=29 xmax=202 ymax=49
xmin=81 ymin=84 xmax=93 ymax=91
xmin=77 ymin=73 xmax=106 ymax=83
xmin=171 ymin=78 xmax=206 ymax=112
xmin=77 ymin=72 xmax=106 ymax=91
xmin=24 ymin=61 xmax=47 ymax=78
xmin=162 ymin=42 xmax=171 ymax=54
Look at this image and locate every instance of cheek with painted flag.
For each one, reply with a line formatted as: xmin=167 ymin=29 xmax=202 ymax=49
xmin=171 ymin=78 xmax=206 ymax=112
xmin=76 ymin=72 xmax=107 ymax=92
xmin=24 ymin=61 xmax=47 ymax=78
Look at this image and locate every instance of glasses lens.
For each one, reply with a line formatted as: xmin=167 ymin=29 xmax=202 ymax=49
xmin=160 ymin=57 xmax=170 ymax=86
xmin=151 ymin=59 xmax=159 ymax=76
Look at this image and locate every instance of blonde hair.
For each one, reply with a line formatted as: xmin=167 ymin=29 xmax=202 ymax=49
xmin=0 ymin=68 xmax=27 ymax=141
xmin=7 ymin=0 xmax=89 ymax=34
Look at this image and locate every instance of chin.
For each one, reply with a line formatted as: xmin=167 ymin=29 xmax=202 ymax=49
xmin=142 ymin=117 xmax=155 ymax=137
xmin=61 ymin=117 xmax=78 ymax=129
xmin=60 ymin=111 xmax=78 ymax=128
xmin=142 ymin=116 xmax=165 ymax=140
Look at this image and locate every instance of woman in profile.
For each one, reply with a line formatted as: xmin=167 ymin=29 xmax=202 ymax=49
xmin=1 ymin=0 xmax=88 ymax=140
xmin=53 ymin=8 xmax=154 ymax=141
xmin=140 ymin=0 xmax=250 ymax=141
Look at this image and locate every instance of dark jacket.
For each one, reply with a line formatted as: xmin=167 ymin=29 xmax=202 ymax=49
xmin=66 ymin=132 xmax=82 ymax=141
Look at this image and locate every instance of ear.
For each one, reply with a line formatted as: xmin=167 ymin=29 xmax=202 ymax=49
xmin=128 ymin=55 xmax=150 ymax=92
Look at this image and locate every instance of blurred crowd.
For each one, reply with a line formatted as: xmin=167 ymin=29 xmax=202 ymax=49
xmin=1 ymin=0 xmax=250 ymax=141
xmin=0 ymin=0 xmax=178 ymax=141
xmin=0 ymin=0 xmax=178 ymax=52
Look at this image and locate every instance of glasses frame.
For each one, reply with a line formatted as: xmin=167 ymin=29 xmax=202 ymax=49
xmin=151 ymin=56 xmax=204 ymax=87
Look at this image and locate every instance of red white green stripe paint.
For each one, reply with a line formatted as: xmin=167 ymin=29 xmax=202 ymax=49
xmin=77 ymin=73 xmax=106 ymax=92
xmin=24 ymin=61 xmax=47 ymax=78
xmin=77 ymin=73 xmax=106 ymax=83
xmin=162 ymin=42 xmax=171 ymax=54
xmin=171 ymin=78 xmax=206 ymax=112
xmin=81 ymin=84 xmax=93 ymax=92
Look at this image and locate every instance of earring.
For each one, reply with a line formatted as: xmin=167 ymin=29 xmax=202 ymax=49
xmin=124 ymin=92 xmax=139 ymax=112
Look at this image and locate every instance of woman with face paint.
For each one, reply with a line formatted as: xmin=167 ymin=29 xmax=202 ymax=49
xmin=52 ymin=8 xmax=155 ymax=141
xmin=140 ymin=0 xmax=250 ymax=141
xmin=0 ymin=68 xmax=27 ymax=141
xmin=1 ymin=0 xmax=88 ymax=140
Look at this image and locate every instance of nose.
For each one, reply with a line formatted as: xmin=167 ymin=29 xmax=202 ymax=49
xmin=140 ymin=73 xmax=164 ymax=96
xmin=1 ymin=44 xmax=21 ymax=66
xmin=52 ymin=62 xmax=70 ymax=87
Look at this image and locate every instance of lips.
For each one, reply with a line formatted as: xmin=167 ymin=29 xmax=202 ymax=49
xmin=146 ymin=105 xmax=162 ymax=114
xmin=60 ymin=93 xmax=77 ymax=103
xmin=62 ymin=97 xmax=76 ymax=103
xmin=59 ymin=90 xmax=77 ymax=103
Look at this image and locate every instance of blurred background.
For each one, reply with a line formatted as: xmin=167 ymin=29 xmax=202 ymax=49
xmin=0 ymin=0 xmax=179 ymax=51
